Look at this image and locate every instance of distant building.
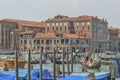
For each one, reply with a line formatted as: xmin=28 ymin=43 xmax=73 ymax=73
xmin=0 ymin=15 xmax=111 ymax=53
xmin=45 ymin=15 xmax=108 ymax=52
xmin=108 ymin=26 xmax=119 ymax=51
xmin=0 ymin=19 xmax=45 ymax=51
xmin=118 ymin=29 xmax=120 ymax=52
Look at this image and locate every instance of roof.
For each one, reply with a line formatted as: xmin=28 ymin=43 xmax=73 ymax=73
xmin=34 ymin=32 xmax=90 ymax=39
xmin=46 ymin=15 xmax=106 ymax=22
xmin=1 ymin=18 xmax=46 ymax=28
xmin=34 ymin=33 xmax=56 ymax=39
xmin=18 ymin=30 xmax=34 ymax=35
xmin=108 ymin=26 xmax=118 ymax=30
xmin=63 ymin=33 xmax=79 ymax=38
xmin=77 ymin=15 xmax=93 ymax=20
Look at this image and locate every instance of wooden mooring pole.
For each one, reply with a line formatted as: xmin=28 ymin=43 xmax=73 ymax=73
xmin=15 ymin=49 xmax=18 ymax=80
xmin=40 ymin=47 xmax=43 ymax=80
xmin=71 ymin=48 xmax=73 ymax=73
xmin=62 ymin=47 xmax=65 ymax=77
xmin=66 ymin=48 xmax=70 ymax=75
xmin=27 ymin=49 xmax=31 ymax=80
xmin=53 ymin=47 xmax=56 ymax=80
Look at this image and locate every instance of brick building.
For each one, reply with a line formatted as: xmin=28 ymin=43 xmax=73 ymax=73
xmin=0 ymin=15 xmax=109 ymax=53
xmin=108 ymin=26 xmax=119 ymax=51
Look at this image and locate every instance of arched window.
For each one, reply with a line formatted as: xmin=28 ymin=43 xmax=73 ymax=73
xmin=82 ymin=26 xmax=84 ymax=31
xmin=47 ymin=27 xmax=49 ymax=32
xmin=65 ymin=26 xmax=67 ymax=32
xmin=88 ymin=25 xmax=89 ymax=31
xmin=56 ymin=27 xmax=58 ymax=31
xmin=77 ymin=26 xmax=79 ymax=31
xmin=60 ymin=26 xmax=62 ymax=32
xmin=82 ymin=22 xmax=84 ymax=31
xmin=52 ymin=26 xmax=54 ymax=32
xmin=87 ymin=22 xmax=90 ymax=31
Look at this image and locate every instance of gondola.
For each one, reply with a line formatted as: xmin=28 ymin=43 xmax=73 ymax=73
xmin=50 ymin=59 xmax=71 ymax=64
xmin=97 ymin=54 xmax=120 ymax=60
xmin=79 ymin=58 xmax=101 ymax=69
xmin=86 ymin=61 xmax=101 ymax=69
xmin=0 ymin=57 xmax=26 ymax=69
xmin=30 ymin=59 xmax=47 ymax=64
xmin=105 ymin=51 xmax=117 ymax=55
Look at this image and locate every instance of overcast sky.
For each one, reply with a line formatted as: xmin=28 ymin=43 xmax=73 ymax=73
xmin=0 ymin=0 xmax=119 ymax=27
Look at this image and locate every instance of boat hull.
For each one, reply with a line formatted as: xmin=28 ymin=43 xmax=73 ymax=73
xmin=86 ymin=62 xmax=101 ymax=69
xmin=0 ymin=59 xmax=26 ymax=69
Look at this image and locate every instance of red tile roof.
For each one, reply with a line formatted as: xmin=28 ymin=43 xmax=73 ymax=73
xmin=63 ymin=33 xmax=79 ymax=38
xmin=108 ymin=26 xmax=118 ymax=30
xmin=34 ymin=32 xmax=90 ymax=39
xmin=46 ymin=15 xmax=102 ymax=22
xmin=1 ymin=18 xmax=46 ymax=28
xmin=34 ymin=33 xmax=56 ymax=39
xmin=18 ymin=30 xmax=34 ymax=35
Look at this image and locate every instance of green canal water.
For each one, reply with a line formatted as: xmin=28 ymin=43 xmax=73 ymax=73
xmin=0 ymin=53 xmax=112 ymax=73
xmin=1 ymin=52 xmax=120 ymax=79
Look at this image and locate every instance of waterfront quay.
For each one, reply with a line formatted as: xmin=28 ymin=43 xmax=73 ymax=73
xmin=0 ymin=15 xmax=120 ymax=80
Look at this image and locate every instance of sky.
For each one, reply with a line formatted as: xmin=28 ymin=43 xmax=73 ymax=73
xmin=0 ymin=0 xmax=120 ymax=27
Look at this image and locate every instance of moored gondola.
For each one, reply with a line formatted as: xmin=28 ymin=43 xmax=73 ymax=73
xmin=86 ymin=61 xmax=101 ymax=69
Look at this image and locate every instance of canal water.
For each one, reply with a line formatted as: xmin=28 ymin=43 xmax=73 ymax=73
xmin=0 ymin=53 xmax=112 ymax=73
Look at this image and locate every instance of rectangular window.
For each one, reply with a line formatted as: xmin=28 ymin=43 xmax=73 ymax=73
xmin=24 ymin=40 xmax=27 ymax=44
xmin=37 ymin=40 xmax=40 ymax=44
xmin=21 ymin=40 xmax=22 ymax=44
xmin=88 ymin=26 xmax=89 ymax=31
xmin=65 ymin=26 xmax=66 ymax=32
xmin=47 ymin=27 xmax=49 ymax=32
xmin=60 ymin=26 xmax=62 ymax=32
xmin=65 ymin=39 xmax=69 ymax=44
xmin=46 ymin=40 xmax=49 ymax=44
xmin=29 ymin=40 xmax=31 ymax=44
xmin=61 ymin=39 xmax=64 ymax=44
xmin=82 ymin=26 xmax=84 ymax=31
xmin=49 ymin=40 xmax=52 ymax=44
xmin=34 ymin=40 xmax=36 ymax=44
xmin=54 ymin=40 xmax=56 ymax=44
xmin=52 ymin=27 xmax=54 ymax=32
xmin=56 ymin=27 xmax=58 ymax=31
xmin=41 ymin=40 xmax=44 ymax=44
